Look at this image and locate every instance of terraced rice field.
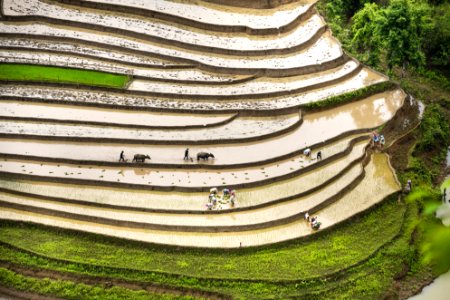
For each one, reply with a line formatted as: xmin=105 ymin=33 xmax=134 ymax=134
xmin=0 ymin=0 xmax=408 ymax=297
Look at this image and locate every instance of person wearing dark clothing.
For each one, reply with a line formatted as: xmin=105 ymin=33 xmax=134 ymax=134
xmin=184 ymin=148 xmax=190 ymax=160
xmin=119 ymin=150 xmax=125 ymax=162
xmin=317 ymin=151 xmax=322 ymax=161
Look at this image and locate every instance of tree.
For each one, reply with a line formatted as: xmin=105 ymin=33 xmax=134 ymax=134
xmin=378 ymin=0 xmax=431 ymax=71
xmin=423 ymin=3 xmax=450 ymax=69
xmin=351 ymin=3 xmax=383 ymax=65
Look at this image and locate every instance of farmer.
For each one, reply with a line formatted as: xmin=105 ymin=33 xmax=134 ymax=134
xmin=119 ymin=150 xmax=125 ymax=162
xmin=372 ymin=131 xmax=380 ymax=147
xmin=230 ymin=190 xmax=237 ymax=207
xmin=184 ymin=148 xmax=190 ymax=160
xmin=303 ymin=148 xmax=311 ymax=157
xmin=317 ymin=151 xmax=322 ymax=161
xmin=380 ymin=135 xmax=385 ymax=147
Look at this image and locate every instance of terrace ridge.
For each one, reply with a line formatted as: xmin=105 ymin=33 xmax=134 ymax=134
xmin=0 ymin=152 xmax=365 ymax=215
xmin=0 ymin=113 xmax=239 ymax=130
xmin=57 ymin=0 xmax=318 ymax=35
xmin=0 ymin=62 xmax=362 ymax=100
xmin=0 ymin=131 xmax=372 ymax=169
xmin=0 ymin=136 xmax=368 ymax=192
xmin=0 ymin=154 xmax=367 ymax=233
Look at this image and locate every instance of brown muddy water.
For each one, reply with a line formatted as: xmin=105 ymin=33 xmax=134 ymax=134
xmin=0 ymin=137 xmax=366 ymax=191
xmin=0 ymin=153 xmax=400 ymax=248
xmin=0 ymin=136 xmax=366 ymax=211
xmin=0 ymin=90 xmax=404 ymax=165
xmin=0 ymin=101 xmax=234 ymax=127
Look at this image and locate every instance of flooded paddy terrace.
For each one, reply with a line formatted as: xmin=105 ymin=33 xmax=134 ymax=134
xmin=0 ymin=156 xmax=364 ymax=228
xmin=127 ymin=60 xmax=359 ymax=95
xmin=0 ymin=0 xmax=407 ymax=250
xmin=0 ymin=21 xmax=343 ymax=73
xmin=0 ymin=101 xmax=236 ymax=128
xmin=0 ymin=37 xmax=186 ymax=67
xmin=0 ymin=135 xmax=366 ymax=191
xmin=0 ymin=48 xmax=252 ymax=82
xmin=3 ymin=0 xmax=326 ymax=53
xmin=0 ymin=89 xmax=404 ymax=164
xmin=0 ymin=68 xmax=388 ymax=111
xmin=77 ymin=0 xmax=317 ymax=30
xmin=0 ymin=153 xmax=399 ymax=248
xmin=0 ymin=113 xmax=299 ymax=142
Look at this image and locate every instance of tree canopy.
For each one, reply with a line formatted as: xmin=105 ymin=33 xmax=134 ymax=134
xmin=323 ymin=0 xmax=449 ymax=73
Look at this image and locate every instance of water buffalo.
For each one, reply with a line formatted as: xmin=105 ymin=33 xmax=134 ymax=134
xmin=132 ymin=154 xmax=151 ymax=163
xmin=197 ymin=152 xmax=215 ymax=161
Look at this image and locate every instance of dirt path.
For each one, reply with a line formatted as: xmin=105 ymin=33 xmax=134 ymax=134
xmin=0 ymin=261 xmax=227 ymax=299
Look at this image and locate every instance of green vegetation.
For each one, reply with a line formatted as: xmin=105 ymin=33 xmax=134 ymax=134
xmin=416 ymin=104 xmax=449 ymax=153
xmin=302 ymin=81 xmax=397 ymax=110
xmin=318 ymin=0 xmax=449 ymax=76
xmin=0 ymin=268 xmax=193 ymax=300
xmin=317 ymin=1 xmax=450 ymax=292
xmin=0 ymin=197 xmax=407 ymax=299
xmin=400 ymin=104 xmax=450 ymax=184
xmin=0 ymin=197 xmax=404 ymax=281
xmin=442 ymin=178 xmax=450 ymax=191
xmin=0 ymin=63 xmax=129 ymax=88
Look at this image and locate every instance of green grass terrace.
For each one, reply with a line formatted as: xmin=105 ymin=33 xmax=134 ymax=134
xmin=0 ymin=196 xmax=409 ymax=299
xmin=0 ymin=63 xmax=130 ymax=89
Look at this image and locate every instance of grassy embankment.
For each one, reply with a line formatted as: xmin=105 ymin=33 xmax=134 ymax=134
xmin=0 ymin=63 xmax=129 ymax=88
xmin=0 ymin=195 xmax=407 ymax=299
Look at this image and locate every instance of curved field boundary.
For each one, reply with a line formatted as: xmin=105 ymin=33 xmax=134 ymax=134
xmin=0 ymin=47 xmax=258 ymax=85
xmin=0 ymin=45 xmax=189 ymax=69
xmin=0 ymin=88 xmax=404 ymax=166
xmin=0 ymin=169 xmax=361 ymax=233
xmin=0 ymin=136 xmax=368 ymax=193
xmin=126 ymin=62 xmax=362 ymax=100
xmin=57 ymin=0 xmax=318 ymax=35
xmin=0 ymin=194 xmax=405 ymax=283
xmin=0 ymin=34 xmax=197 ymax=70
xmin=0 ymin=61 xmax=362 ymax=102
xmin=0 ymin=136 xmax=368 ymax=213
xmin=0 ymin=284 xmax=61 ymax=300
xmin=40 ymin=0 xmax=327 ymax=56
xmin=0 ymin=151 xmax=369 ymax=233
xmin=0 ymin=76 xmax=389 ymax=114
xmin=0 ymin=129 xmax=372 ymax=170
xmin=201 ymin=0 xmax=300 ymax=9
xmin=300 ymin=81 xmax=399 ymax=112
xmin=0 ymin=21 xmax=348 ymax=77
xmin=0 ymin=113 xmax=239 ymax=130
xmin=0 ymin=186 xmax=398 ymax=248
xmin=0 ymin=261 xmax=229 ymax=300
xmin=0 ymin=32 xmax=200 ymax=70
xmin=0 ymin=137 xmax=367 ymax=197
xmin=0 ymin=112 xmax=302 ymax=145
xmin=0 ymin=144 xmax=367 ymax=214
